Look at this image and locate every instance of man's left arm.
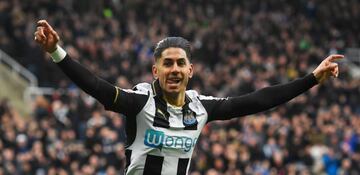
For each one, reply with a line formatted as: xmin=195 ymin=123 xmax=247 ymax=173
xmin=202 ymin=54 xmax=343 ymax=122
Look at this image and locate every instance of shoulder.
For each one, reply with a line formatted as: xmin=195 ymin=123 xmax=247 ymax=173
xmin=120 ymin=82 xmax=152 ymax=96
xmin=198 ymin=94 xmax=228 ymax=101
xmin=185 ymin=90 xmax=205 ymax=115
xmin=186 ymin=90 xmax=227 ymax=101
xmin=185 ymin=89 xmax=200 ymax=99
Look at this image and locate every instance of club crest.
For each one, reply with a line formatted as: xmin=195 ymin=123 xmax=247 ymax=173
xmin=183 ymin=110 xmax=197 ymax=126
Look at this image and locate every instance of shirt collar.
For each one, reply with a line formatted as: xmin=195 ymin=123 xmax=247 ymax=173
xmin=151 ymin=79 xmax=192 ymax=106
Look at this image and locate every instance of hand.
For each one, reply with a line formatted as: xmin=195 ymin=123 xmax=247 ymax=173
xmin=312 ymin=54 xmax=344 ymax=84
xmin=34 ymin=20 xmax=60 ymax=53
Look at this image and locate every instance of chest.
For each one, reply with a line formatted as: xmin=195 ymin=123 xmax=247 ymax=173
xmin=141 ymin=98 xmax=207 ymax=130
xmin=133 ymin=97 xmax=208 ymax=156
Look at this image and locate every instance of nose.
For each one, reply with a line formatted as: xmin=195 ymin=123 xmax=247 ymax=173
xmin=170 ymin=63 xmax=180 ymax=73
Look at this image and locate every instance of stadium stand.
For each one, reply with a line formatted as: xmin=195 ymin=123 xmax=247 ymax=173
xmin=0 ymin=0 xmax=360 ymax=174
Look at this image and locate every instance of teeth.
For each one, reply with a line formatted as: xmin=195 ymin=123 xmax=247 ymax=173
xmin=168 ymin=79 xmax=180 ymax=83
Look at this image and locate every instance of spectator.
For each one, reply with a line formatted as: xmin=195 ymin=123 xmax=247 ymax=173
xmin=0 ymin=0 xmax=359 ymax=174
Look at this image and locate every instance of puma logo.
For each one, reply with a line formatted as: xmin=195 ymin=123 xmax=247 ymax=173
xmin=157 ymin=109 xmax=167 ymax=119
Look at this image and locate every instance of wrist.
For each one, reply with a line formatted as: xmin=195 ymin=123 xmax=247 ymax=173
xmin=312 ymin=70 xmax=321 ymax=83
xmin=48 ymin=46 xmax=57 ymax=53
xmin=50 ymin=45 xmax=67 ymax=63
xmin=311 ymin=72 xmax=320 ymax=84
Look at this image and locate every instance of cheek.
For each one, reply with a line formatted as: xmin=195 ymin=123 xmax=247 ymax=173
xmin=161 ymin=71 xmax=171 ymax=78
xmin=185 ymin=69 xmax=192 ymax=77
xmin=157 ymin=69 xmax=167 ymax=77
xmin=158 ymin=71 xmax=168 ymax=83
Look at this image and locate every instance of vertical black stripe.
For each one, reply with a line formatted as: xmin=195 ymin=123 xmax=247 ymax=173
xmin=144 ymin=155 xmax=164 ymax=175
xmin=125 ymin=149 xmax=132 ymax=173
xmin=184 ymin=124 xmax=197 ymax=130
xmin=153 ymin=116 xmax=170 ymax=128
xmin=177 ymin=158 xmax=189 ymax=175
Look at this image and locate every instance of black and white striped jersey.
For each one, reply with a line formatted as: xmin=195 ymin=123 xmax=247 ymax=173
xmin=108 ymin=80 xmax=231 ymax=175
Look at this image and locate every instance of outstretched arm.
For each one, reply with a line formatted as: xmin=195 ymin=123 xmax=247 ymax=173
xmin=202 ymin=55 xmax=343 ymax=122
xmin=34 ymin=20 xmax=147 ymax=114
xmin=34 ymin=20 xmax=117 ymax=108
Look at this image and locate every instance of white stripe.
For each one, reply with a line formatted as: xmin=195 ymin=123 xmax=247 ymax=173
xmin=198 ymin=94 xmax=227 ymax=101
xmin=126 ymin=151 xmax=145 ymax=175
xmin=161 ymin=156 xmax=179 ymax=175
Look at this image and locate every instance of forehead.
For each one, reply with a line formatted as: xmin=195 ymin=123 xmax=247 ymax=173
xmin=160 ymin=47 xmax=188 ymax=60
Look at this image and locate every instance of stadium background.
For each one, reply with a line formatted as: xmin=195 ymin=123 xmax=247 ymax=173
xmin=0 ymin=0 xmax=360 ymax=174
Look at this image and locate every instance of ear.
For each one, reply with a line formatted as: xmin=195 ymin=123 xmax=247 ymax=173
xmin=152 ymin=64 xmax=158 ymax=79
xmin=189 ymin=63 xmax=194 ymax=78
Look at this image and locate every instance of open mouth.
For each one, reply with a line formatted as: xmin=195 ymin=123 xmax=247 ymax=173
xmin=167 ymin=78 xmax=182 ymax=85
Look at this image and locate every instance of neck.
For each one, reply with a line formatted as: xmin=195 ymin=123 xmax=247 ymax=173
xmin=163 ymin=91 xmax=185 ymax=107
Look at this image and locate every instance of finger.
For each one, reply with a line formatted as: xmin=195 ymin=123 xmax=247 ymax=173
xmin=37 ymin=26 xmax=46 ymax=40
xmin=51 ymin=30 xmax=60 ymax=42
xmin=328 ymin=62 xmax=338 ymax=69
xmin=329 ymin=63 xmax=338 ymax=77
xmin=37 ymin=20 xmax=59 ymax=42
xmin=330 ymin=69 xmax=336 ymax=77
xmin=34 ymin=31 xmax=44 ymax=43
xmin=37 ymin=20 xmax=55 ymax=32
xmin=34 ymin=31 xmax=39 ymax=41
xmin=327 ymin=54 xmax=344 ymax=62
xmin=334 ymin=66 xmax=339 ymax=77
xmin=45 ymin=26 xmax=58 ymax=37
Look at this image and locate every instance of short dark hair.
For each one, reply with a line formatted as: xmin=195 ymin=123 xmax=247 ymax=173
xmin=153 ymin=37 xmax=191 ymax=61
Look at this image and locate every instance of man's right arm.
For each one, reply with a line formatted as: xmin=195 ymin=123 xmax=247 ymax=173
xmin=52 ymin=46 xmax=115 ymax=108
xmin=51 ymin=46 xmax=148 ymax=115
xmin=34 ymin=20 xmax=147 ymax=115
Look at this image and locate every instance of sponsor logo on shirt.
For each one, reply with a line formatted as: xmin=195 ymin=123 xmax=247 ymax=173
xmin=144 ymin=129 xmax=197 ymax=152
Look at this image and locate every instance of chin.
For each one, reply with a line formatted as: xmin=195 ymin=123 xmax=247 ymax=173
xmin=164 ymin=88 xmax=181 ymax=95
xmin=165 ymin=89 xmax=180 ymax=94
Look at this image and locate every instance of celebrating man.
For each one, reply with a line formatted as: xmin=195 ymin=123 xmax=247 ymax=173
xmin=34 ymin=20 xmax=342 ymax=175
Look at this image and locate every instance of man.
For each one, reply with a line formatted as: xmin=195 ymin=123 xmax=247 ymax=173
xmin=34 ymin=20 xmax=342 ymax=175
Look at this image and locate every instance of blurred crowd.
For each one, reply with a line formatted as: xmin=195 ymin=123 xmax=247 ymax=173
xmin=1 ymin=0 xmax=360 ymax=174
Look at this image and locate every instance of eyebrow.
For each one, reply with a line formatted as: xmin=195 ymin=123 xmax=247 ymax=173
xmin=163 ymin=58 xmax=186 ymax=61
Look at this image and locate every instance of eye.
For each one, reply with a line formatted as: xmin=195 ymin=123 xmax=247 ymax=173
xmin=163 ymin=61 xmax=172 ymax=67
xmin=177 ymin=60 xmax=186 ymax=66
